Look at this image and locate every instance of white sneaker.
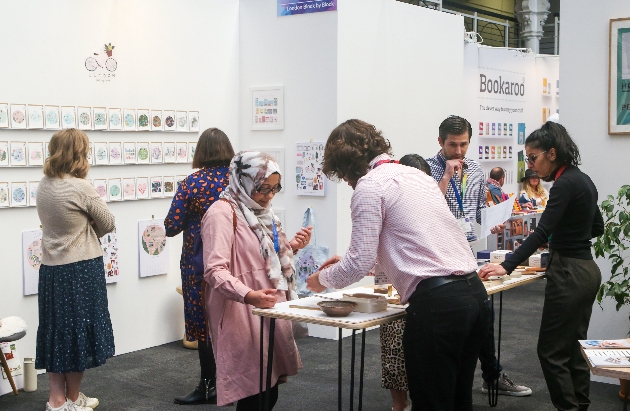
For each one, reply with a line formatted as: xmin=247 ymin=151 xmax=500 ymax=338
xmin=72 ymin=392 xmax=99 ymax=409
xmin=46 ymin=400 xmax=93 ymax=411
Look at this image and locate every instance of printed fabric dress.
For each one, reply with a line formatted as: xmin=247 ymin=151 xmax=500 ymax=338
xmin=164 ymin=165 xmax=229 ymax=342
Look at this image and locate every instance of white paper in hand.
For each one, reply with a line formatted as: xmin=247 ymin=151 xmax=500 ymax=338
xmin=480 ymin=198 xmax=514 ymax=240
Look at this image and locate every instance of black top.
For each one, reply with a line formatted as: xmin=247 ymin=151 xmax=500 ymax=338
xmin=501 ymin=165 xmax=604 ymax=273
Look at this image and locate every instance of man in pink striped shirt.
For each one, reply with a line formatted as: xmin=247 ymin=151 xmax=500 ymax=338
xmin=306 ymin=119 xmax=490 ymax=411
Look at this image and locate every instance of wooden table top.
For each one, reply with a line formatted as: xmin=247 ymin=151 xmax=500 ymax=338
xmin=581 ymin=344 xmax=630 ymax=380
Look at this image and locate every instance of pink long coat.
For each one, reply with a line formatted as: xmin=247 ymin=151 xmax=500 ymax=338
xmin=201 ymin=200 xmax=301 ymax=406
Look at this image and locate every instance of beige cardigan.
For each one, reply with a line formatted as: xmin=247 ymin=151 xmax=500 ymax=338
xmin=36 ymin=175 xmax=115 ymax=266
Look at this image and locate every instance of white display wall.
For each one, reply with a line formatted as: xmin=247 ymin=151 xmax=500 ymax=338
xmin=562 ymin=0 xmax=630 ymax=384
xmin=0 ymin=0 xmax=240 ymax=366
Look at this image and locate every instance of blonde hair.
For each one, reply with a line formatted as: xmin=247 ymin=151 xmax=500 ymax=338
xmin=44 ymin=129 xmax=90 ymax=179
xmin=522 ymin=177 xmax=546 ymax=199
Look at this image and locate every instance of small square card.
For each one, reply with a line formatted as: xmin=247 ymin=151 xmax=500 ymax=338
xmin=10 ymin=141 xmax=27 ymax=166
xmin=150 ymin=176 xmax=163 ymax=198
xmin=0 ymin=103 xmax=8 ymax=128
xmin=188 ymin=111 xmax=199 ymax=132
xmin=163 ymin=176 xmax=175 ymax=196
xmin=123 ymin=142 xmax=137 ymax=164
xmin=109 ymin=142 xmax=123 ymax=165
xmin=94 ymin=142 xmax=109 ymax=165
xmin=93 ymin=107 xmax=107 ymax=130
xmin=108 ymin=178 xmax=122 ymax=201
xmin=188 ymin=142 xmax=197 ymax=163
xmin=176 ymin=111 xmax=188 ymax=132
xmin=0 ymin=182 xmax=9 ymax=207
xmin=108 ymin=108 xmax=122 ymax=131
xmin=0 ymin=141 xmax=9 ymax=166
xmin=123 ymin=109 xmax=136 ymax=131
xmin=10 ymin=104 xmax=27 ymax=129
xmin=44 ymin=105 xmax=60 ymax=129
xmin=150 ymin=142 xmax=163 ymax=163
xmin=28 ymin=181 xmax=39 ymax=206
xmin=61 ymin=106 xmax=76 ymax=129
xmin=176 ymin=142 xmax=188 ymax=163
xmin=10 ymin=182 xmax=28 ymax=206
xmin=77 ymin=106 xmax=92 ymax=130
xmin=150 ymin=110 xmax=163 ymax=131
xmin=27 ymin=105 xmax=44 ymax=129
xmin=137 ymin=109 xmax=150 ymax=131
xmin=163 ymin=142 xmax=176 ymax=163
xmin=122 ymin=178 xmax=137 ymax=200
xmin=163 ymin=110 xmax=176 ymax=131
xmin=176 ymin=175 xmax=186 ymax=191
xmin=136 ymin=142 xmax=150 ymax=164
xmin=136 ymin=177 xmax=149 ymax=199
xmin=28 ymin=142 xmax=44 ymax=166
xmin=92 ymin=179 xmax=108 ymax=201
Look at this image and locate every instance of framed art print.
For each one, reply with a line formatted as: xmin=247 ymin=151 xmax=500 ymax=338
xmin=27 ymin=105 xmax=44 ymax=129
xmin=163 ymin=142 xmax=176 ymax=163
xmin=163 ymin=176 xmax=175 ymax=196
xmin=176 ymin=142 xmax=188 ymax=163
xmin=0 ymin=141 xmax=8 ymax=166
xmin=136 ymin=177 xmax=149 ymax=199
xmin=108 ymin=142 xmax=123 ymax=165
xmin=150 ymin=176 xmax=163 ymax=198
xmin=163 ymin=110 xmax=176 ymax=131
xmin=122 ymin=177 xmax=137 ymax=200
xmin=136 ymin=142 xmax=150 ymax=164
xmin=44 ymin=105 xmax=60 ymax=129
xmin=251 ymin=86 xmax=284 ymax=130
xmin=188 ymin=142 xmax=197 ymax=163
xmin=150 ymin=110 xmax=163 ymax=131
xmin=609 ymin=17 xmax=630 ymax=134
xmin=28 ymin=142 xmax=44 ymax=166
xmin=108 ymin=108 xmax=122 ymax=131
xmin=92 ymin=179 xmax=108 ymax=201
xmin=176 ymin=111 xmax=188 ymax=132
xmin=0 ymin=182 xmax=9 ymax=207
xmin=123 ymin=142 xmax=137 ymax=164
xmin=10 ymin=141 xmax=27 ymax=166
xmin=61 ymin=106 xmax=76 ymax=129
xmin=10 ymin=104 xmax=27 ymax=129
xmin=28 ymin=181 xmax=39 ymax=206
xmin=188 ymin=111 xmax=200 ymax=132
xmin=94 ymin=142 xmax=109 ymax=165
xmin=93 ymin=107 xmax=107 ymax=130
xmin=123 ymin=108 xmax=136 ymax=131
xmin=150 ymin=142 xmax=163 ymax=163
xmin=0 ymin=103 xmax=8 ymax=128
xmin=10 ymin=182 xmax=28 ymax=207
xmin=108 ymin=178 xmax=122 ymax=201
xmin=137 ymin=109 xmax=150 ymax=131
xmin=77 ymin=106 xmax=92 ymax=130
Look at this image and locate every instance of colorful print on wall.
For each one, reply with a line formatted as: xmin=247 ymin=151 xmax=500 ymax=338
xmin=136 ymin=142 xmax=150 ymax=164
xmin=0 ymin=141 xmax=9 ymax=166
xmin=123 ymin=142 xmax=137 ymax=164
xmin=188 ymin=142 xmax=197 ymax=163
xmin=150 ymin=176 xmax=163 ymax=198
xmin=150 ymin=142 xmax=163 ymax=164
xmin=163 ymin=142 xmax=176 ymax=163
xmin=0 ymin=182 xmax=10 ymax=207
xmin=77 ymin=106 xmax=92 ymax=130
xmin=27 ymin=105 xmax=44 ymax=129
xmin=23 ymin=229 xmax=43 ymax=295
xmin=609 ymin=18 xmax=630 ymax=134
xmin=94 ymin=142 xmax=109 ymax=165
xmin=295 ymin=142 xmax=326 ymax=196
xmin=123 ymin=108 xmax=136 ymax=131
xmin=188 ymin=111 xmax=199 ymax=132
xmin=137 ymin=109 xmax=150 ymax=131
xmin=163 ymin=110 xmax=175 ymax=131
xmin=92 ymin=179 xmax=108 ymax=201
xmin=10 ymin=141 xmax=27 ymax=166
xmin=150 ymin=110 xmax=163 ymax=131
xmin=176 ymin=111 xmax=188 ymax=132
xmin=108 ymin=178 xmax=122 ymax=201
xmin=93 ymin=107 xmax=107 ymax=130
xmin=108 ymin=142 xmax=122 ymax=165
xmin=163 ymin=176 xmax=175 ymax=196
xmin=28 ymin=142 xmax=44 ymax=166
xmin=138 ymin=219 xmax=169 ymax=277
xmin=10 ymin=104 xmax=27 ymax=129
xmin=176 ymin=142 xmax=188 ymax=163
xmin=136 ymin=177 xmax=149 ymax=199
xmin=11 ymin=182 xmax=28 ymax=207
xmin=100 ymin=230 xmax=119 ymax=283
xmin=108 ymin=108 xmax=122 ymax=131
xmin=28 ymin=181 xmax=39 ymax=206
xmin=44 ymin=105 xmax=60 ymax=129
xmin=0 ymin=103 xmax=9 ymax=128
xmin=122 ymin=177 xmax=136 ymax=200
xmin=251 ymin=86 xmax=284 ymax=130
xmin=61 ymin=106 xmax=76 ymax=129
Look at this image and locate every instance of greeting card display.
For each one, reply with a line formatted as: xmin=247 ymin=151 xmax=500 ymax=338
xmin=123 ymin=142 xmax=137 ymax=164
xmin=163 ymin=176 xmax=175 ymax=196
xmin=136 ymin=142 xmax=150 ymax=164
xmin=0 ymin=103 xmax=8 ymax=128
xmin=176 ymin=142 xmax=188 ymax=163
xmin=92 ymin=179 xmax=108 ymax=201
xmin=10 ymin=141 xmax=27 ymax=166
xmin=188 ymin=111 xmax=199 ymax=132
xmin=176 ymin=111 xmax=187 ymax=132
xmin=28 ymin=181 xmax=39 ymax=206
xmin=93 ymin=107 xmax=107 ymax=130
xmin=150 ymin=142 xmax=163 ymax=163
xmin=0 ymin=141 xmax=9 ymax=166
xmin=61 ymin=106 xmax=76 ymax=129
xmin=10 ymin=104 xmax=27 ymax=129
xmin=163 ymin=110 xmax=175 ymax=131
xmin=11 ymin=182 xmax=28 ymax=207
xmin=44 ymin=105 xmax=60 ymax=129
xmin=136 ymin=177 xmax=149 ymax=199
xmin=0 ymin=182 xmax=9 ymax=207
xmin=77 ymin=106 xmax=92 ymax=130
xmin=163 ymin=142 xmax=176 ymax=163
xmin=108 ymin=108 xmax=122 ymax=131
xmin=28 ymin=142 xmax=44 ymax=166
xmin=150 ymin=176 xmax=163 ymax=198
xmin=108 ymin=142 xmax=122 ymax=165
xmin=122 ymin=178 xmax=136 ymax=200
xmin=27 ymin=105 xmax=44 ymax=129
xmin=93 ymin=142 xmax=109 ymax=165
xmin=150 ymin=110 xmax=163 ymax=131
xmin=108 ymin=178 xmax=122 ymax=201
xmin=123 ymin=108 xmax=136 ymax=131
xmin=137 ymin=109 xmax=150 ymax=131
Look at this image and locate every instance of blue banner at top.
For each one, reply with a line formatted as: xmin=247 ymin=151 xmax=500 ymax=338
xmin=278 ymin=0 xmax=337 ymax=16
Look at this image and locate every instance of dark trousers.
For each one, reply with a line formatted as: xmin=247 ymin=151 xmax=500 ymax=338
xmin=403 ymin=275 xmax=489 ymax=411
xmin=478 ymin=300 xmax=503 ymax=382
xmin=538 ymin=251 xmax=601 ymax=411
xmin=236 ymin=385 xmax=278 ymax=411
xmin=198 ymin=339 xmax=216 ymax=381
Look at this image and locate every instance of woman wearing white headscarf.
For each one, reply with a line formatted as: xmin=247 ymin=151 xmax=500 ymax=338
xmin=201 ymin=151 xmax=312 ymax=410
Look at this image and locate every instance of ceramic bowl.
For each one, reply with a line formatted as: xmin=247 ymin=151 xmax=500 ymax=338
xmin=317 ymin=300 xmax=357 ymax=317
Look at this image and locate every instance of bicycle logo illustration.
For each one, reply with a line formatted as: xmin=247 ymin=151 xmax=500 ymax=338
xmin=85 ymin=43 xmax=117 ymax=72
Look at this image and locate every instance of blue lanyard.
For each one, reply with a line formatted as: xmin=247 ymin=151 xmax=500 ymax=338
xmin=437 ymin=155 xmax=465 ymax=214
xmin=271 ymin=220 xmax=279 ymax=254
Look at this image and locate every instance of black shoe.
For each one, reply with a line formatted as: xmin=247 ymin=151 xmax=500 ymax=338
xmin=174 ymin=379 xmax=217 ymax=405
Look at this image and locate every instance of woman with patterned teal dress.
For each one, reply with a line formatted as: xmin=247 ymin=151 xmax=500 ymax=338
xmin=164 ymin=128 xmax=234 ymax=405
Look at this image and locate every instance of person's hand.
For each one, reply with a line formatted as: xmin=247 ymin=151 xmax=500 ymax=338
xmin=478 ymin=263 xmax=508 ymax=280
xmin=319 ymin=255 xmax=342 ymax=270
xmin=244 ymin=289 xmax=278 ymax=308
xmin=289 ymin=226 xmax=313 ymax=252
xmin=490 ymin=223 xmax=506 ymax=235
xmin=306 ymin=272 xmax=327 ymax=293
xmin=443 ymin=159 xmax=465 ymax=180
xmin=522 ymin=202 xmax=534 ymax=209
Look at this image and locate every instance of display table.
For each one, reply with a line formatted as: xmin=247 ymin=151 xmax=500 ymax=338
xmin=580 ymin=346 xmax=630 ymax=411
xmin=252 ymin=295 xmax=405 ymax=411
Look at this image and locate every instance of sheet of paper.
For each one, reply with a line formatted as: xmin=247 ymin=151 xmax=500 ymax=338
xmin=584 ymin=349 xmax=630 ymax=367
xmin=480 ymin=198 xmax=514 ymax=239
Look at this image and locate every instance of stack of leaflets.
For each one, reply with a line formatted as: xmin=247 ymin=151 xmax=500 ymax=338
xmin=580 ymin=339 xmax=630 ymax=368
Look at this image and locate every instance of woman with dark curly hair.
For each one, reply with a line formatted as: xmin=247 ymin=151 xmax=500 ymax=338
xmin=479 ymin=121 xmax=604 ymax=411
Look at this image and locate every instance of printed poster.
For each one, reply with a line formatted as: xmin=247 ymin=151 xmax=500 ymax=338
xmin=138 ymin=219 xmax=169 ymax=277
xmin=295 ymin=142 xmax=325 ymax=196
xmin=251 ymin=87 xmax=284 ymax=130
xmin=22 ymin=229 xmax=42 ymax=296
xmin=278 ymin=0 xmax=336 ymax=16
xmin=611 ymin=26 xmax=630 ymax=132
xmin=100 ymin=230 xmax=119 ymax=284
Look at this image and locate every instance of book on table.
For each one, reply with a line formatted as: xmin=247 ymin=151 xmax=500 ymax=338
xmin=584 ymin=349 xmax=630 ymax=368
xmin=579 ymin=339 xmax=630 ymax=349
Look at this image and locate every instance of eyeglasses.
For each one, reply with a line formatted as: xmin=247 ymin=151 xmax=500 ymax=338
xmin=256 ymin=184 xmax=282 ymax=195
xmin=526 ymin=151 xmax=547 ymax=165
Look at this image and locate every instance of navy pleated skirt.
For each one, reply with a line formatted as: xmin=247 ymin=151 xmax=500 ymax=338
xmin=36 ymin=256 xmax=115 ymax=373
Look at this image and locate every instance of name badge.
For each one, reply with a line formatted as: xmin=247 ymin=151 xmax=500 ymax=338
xmin=457 ymin=217 xmax=472 ymax=233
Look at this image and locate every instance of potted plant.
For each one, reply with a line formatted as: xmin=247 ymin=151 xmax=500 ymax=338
xmin=593 ymin=184 xmax=630 ymax=401
xmin=104 ymin=43 xmax=115 ymax=57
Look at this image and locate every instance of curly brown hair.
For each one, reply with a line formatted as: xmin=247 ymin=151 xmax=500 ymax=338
xmin=322 ymin=119 xmax=393 ymax=187
xmin=44 ymin=129 xmax=90 ymax=179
